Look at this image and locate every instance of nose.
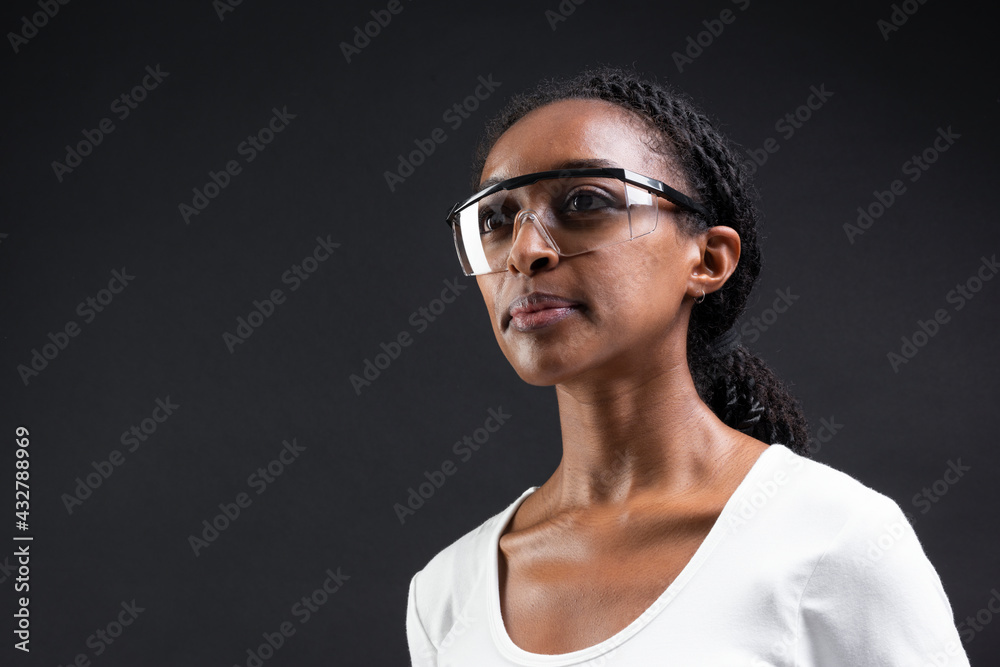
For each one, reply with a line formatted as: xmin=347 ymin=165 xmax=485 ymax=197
xmin=506 ymin=209 xmax=560 ymax=274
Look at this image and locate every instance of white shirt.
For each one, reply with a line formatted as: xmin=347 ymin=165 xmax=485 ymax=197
xmin=405 ymin=444 xmax=970 ymax=666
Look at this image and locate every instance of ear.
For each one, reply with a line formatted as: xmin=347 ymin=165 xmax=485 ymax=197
xmin=687 ymin=226 xmax=741 ymax=299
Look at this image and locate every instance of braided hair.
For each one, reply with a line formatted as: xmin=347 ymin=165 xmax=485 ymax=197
xmin=469 ymin=65 xmax=810 ymax=455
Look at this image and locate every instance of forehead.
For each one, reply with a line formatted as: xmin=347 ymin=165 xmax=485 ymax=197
xmin=481 ymin=98 xmax=672 ymax=187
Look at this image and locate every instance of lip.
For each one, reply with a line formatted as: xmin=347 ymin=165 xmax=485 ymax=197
xmin=505 ymin=292 xmax=584 ymax=332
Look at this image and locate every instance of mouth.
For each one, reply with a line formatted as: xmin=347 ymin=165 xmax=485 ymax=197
xmin=505 ymin=292 xmax=584 ymax=333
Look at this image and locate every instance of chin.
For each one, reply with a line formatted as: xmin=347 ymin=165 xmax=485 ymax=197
xmin=501 ymin=344 xmax=589 ymax=387
xmin=490 ymin=313 xmax=606 ymax=386
xmin=510 ymin=367 xmax=563 ymax=387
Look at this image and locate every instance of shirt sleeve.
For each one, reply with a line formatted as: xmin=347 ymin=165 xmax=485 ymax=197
xmin=795 ymin=493 xmax=970 ymax=666
xmin=406 ymin=571 xmax=438 ymax=667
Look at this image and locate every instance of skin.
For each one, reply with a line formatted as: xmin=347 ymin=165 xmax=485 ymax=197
xmin=475 ymin=98 xmax=770 ymax=654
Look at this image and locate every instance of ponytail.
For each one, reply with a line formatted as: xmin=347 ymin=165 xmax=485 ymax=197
xmin=689 ymin=327 xmax=809 ymax=453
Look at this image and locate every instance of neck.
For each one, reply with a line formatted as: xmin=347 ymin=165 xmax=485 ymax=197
xmin=544 ymin=352 xmax=746 ymax=513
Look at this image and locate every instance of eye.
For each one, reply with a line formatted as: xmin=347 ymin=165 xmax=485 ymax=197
xmin=479 ymin=208 xmax=511 ymax=234
xmin=568 ymin=193 xmax=601 ymax=211
xmin=564 ymin=188 xmax=615 ymax=213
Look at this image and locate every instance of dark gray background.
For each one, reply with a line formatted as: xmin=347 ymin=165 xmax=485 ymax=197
xmin=2 ymin=0 xmax=997 ymax=664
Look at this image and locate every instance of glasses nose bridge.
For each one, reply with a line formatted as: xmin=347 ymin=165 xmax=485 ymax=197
xmin=504 ymin=207 xmax=560 ymax=273
xmin=511 ymin=206 xmax=556 ymax=250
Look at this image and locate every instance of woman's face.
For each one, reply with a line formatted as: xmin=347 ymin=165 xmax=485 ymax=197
xmin=475 ymin=98 xmax=715 ymax=387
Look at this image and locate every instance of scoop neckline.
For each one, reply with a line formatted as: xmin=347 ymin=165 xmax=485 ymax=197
xmin=487 ymin=443 xmax=789 ymax=665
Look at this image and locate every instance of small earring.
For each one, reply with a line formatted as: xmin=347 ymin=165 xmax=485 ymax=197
xmin=695 ymin=289 xmax=706 ymax=304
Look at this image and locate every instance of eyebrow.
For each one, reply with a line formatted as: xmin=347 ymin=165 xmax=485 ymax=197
xmin=477 ymin=158 xmax=621 ymax=190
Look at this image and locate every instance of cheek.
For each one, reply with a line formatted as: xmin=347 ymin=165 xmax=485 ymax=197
xmin=590 ymin=233 xmax=691 ymax=330
xmin=591 ymin=245 xmax=665 ymax=315
xmin=476 ymin=275 xmax=508 ymax=346
xmin=476 ymin=275 xmax=502 ymax=312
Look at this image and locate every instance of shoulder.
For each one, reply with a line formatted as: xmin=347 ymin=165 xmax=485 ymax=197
xmin=406 ymin=487 xmax=535 ymax=646
xmin=725 ymin=444 xmax=918 ymax=593
xmin=759 ymin=447 xmax=968 ymax=664
xmin=784 ymin=447 xmax=934 ymax=585
xmin=728 ymin=444 xmax=903 ymax=547
xmin=762 ymin=444 xmax=904 ymax=524
xmin=733 ymin=445 xmax=935 ymax=590
xmin=783 ymin=448 xmax=920 ymax=573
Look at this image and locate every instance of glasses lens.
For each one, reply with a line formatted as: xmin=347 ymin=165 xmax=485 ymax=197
xmin=453 ymin=176 xmax=659 ymax=276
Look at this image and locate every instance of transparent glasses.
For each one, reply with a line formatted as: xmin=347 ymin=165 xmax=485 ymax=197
xmin=445 ymin=167 xmax=708 ymax=276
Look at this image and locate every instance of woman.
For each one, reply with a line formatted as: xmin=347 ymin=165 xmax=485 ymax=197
xmin=406 ymin=66 xmax=969 ymax=665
